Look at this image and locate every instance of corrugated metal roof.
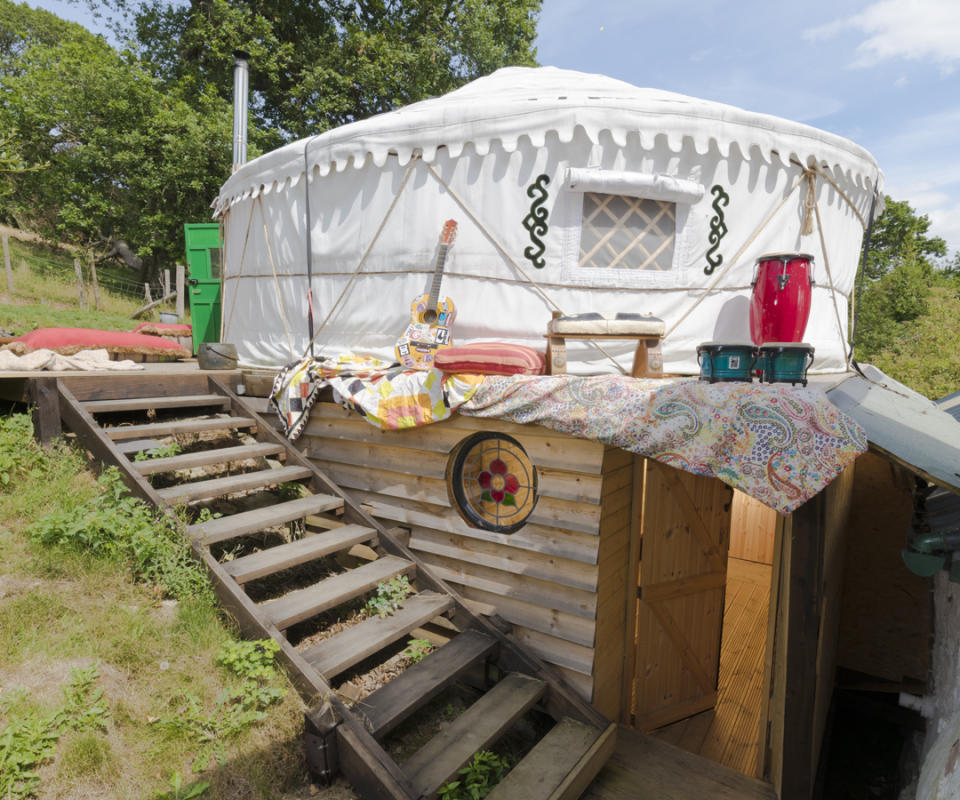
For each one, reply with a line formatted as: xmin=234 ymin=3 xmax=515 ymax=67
xmin=938 ymin=390 xmax=960 ymax=424
xmin=826 ymin=365 xmax=960 ymax=494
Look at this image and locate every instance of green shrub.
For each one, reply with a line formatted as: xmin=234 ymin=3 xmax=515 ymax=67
xmin=26 ymin=468 xmax=213 ymax=604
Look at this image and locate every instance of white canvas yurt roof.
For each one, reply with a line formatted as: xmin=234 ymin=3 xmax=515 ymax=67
xmin=215 ymin=66 xmax=884 ymax=374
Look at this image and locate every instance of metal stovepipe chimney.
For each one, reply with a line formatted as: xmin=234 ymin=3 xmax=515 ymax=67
xmin=232 ymin=50 xmax=250 ymax=172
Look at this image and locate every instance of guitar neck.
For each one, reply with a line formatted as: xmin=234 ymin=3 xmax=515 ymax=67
xmin=426 ymin=245 xmax=450 ymax=312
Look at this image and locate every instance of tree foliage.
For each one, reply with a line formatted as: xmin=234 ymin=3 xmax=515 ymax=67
xmin=0 ymin=2 xmax=233 ymax=277
xmin=854 ymin=196 xmax=952 ymax=359
xmin=92 ymin=0 xmax=541 ymax=145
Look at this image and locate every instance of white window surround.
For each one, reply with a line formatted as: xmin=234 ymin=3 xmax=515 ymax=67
xmin=559 ymin=168 xmax=703 ymax=287
xmin=564 ymin=167 xmax=705 ymax=205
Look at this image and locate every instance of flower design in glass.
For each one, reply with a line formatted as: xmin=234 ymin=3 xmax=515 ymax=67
xmin=448 ymin=432 xmax=538 ymax=534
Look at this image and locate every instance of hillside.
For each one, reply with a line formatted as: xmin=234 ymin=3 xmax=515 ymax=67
xmin=0 ymin=230 xmax=182 ymax=336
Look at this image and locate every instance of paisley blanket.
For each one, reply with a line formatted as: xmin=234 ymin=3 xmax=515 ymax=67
xmin=457 ymin=374 xmax=866 ymax=514
xmin=272 ymin=358 xmax=865 ymax=512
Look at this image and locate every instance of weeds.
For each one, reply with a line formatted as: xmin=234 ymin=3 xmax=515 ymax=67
xmin=152 ymin=640 xmax=286 ymax=771
xmin=364 ymin=575 xmax=413 ymax=618
xmin=155 ymin=771 xmax=210 ymax=800
xmin=436 ymin=750 xmax=512 ymax=800
xmin=0 ymin=665 xmax=109 ymax=800
xmin=402 ymin=638 xmax=433 ymax=663
xmin=26 ymin=467 xmax=213 ymax=604
xmin=134 ymin=441 xmax=183 ymax=461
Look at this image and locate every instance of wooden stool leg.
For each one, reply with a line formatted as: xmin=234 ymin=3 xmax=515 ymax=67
xmin=631 ymin=338 xmax=663 ymax=378
xmin=547 ymin=337 xmax=567 ymax=375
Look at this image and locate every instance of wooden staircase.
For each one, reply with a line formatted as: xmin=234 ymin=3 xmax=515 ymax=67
xmin=51 ymin=373 xmax=616 ymax=800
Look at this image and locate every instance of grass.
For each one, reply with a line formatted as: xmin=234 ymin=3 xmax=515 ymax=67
xmin=0 ymin=232 xmax=187 ymax=335
xmin=0 ymin=415 xmax=318 ymax=799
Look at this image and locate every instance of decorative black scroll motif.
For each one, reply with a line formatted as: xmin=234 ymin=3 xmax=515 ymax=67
xmin=704 ymin=184 xmax=729 ymax=275
xmin=522 ymin=174 xmax=551 ymax=269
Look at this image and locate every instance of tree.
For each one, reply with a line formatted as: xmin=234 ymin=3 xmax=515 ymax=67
xmin=0 ymin=3 xmax=233 ymax=277
xmin=854 ymin=196 xmax=948 ymax=357
xmin=88 ymin=0 xmax=541 ymax=146
xmin=862 ymin=197 xmax=947 ymax=281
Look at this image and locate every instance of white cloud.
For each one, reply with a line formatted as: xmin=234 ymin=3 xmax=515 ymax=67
xmin=804 ymin=0 xmax=960 ymax=73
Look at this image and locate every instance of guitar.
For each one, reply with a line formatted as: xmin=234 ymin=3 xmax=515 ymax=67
xmin=395 ymin=219 xmax=458 ymax=369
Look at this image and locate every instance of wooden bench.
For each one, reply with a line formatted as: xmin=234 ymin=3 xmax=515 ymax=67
xmin=546 ymin=311 xmax=665 ymax=378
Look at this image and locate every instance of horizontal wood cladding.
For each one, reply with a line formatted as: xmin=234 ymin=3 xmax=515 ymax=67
xmin=296 ymin=402 xmax=617 ymax=699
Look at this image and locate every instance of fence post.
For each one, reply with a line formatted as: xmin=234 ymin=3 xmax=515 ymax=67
xmin=88 ymin=252 xmax=101 ymax=311
xmin=74 ymin=258 xmax=86 ymax=308
xmin=144 ymin=282 xmax=152 ymax=305
xmin=163 ymin=268 xmax=171 ymax=305
xmin=176 ymin=264 xmax=185 ymax=319
xmin=3 ymin=233 xmax=12 ymax=295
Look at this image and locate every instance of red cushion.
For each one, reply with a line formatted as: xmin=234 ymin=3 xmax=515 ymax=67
xmin=434 ymin=342 xmax=545 ymax=375
xmin=7 ymin=327 xmax=189 ymax=357
xmin=131 ymin=321 xmax=193 ymax=337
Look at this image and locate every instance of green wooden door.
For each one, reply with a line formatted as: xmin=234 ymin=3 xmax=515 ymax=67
xmin=184 ymin=223 xmax=223 ymax=354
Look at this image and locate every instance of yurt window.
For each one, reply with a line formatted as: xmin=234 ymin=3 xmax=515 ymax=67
xmin=561 ymin=168 xmax=703 ymax=285
xmin=578 ymin=192 xmax=676 ymax=271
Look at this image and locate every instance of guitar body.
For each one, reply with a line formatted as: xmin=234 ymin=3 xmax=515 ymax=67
xmin=395 ymin=295 xmax=457 ymax=369
xmin=395 ymin=219 xmax=459 ymax=370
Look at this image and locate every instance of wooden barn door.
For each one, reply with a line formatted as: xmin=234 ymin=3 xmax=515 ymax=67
xmin=630 ymin=460 xmax=733 ymax=730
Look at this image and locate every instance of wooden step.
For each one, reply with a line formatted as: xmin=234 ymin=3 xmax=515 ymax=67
xmin=485 ymin=718 xmax=606 ymax=800
xmin=262 ymin=555 xmax=415 ymax=630
xmin=301 ymin=591 xmax=454 ymax=679
xmin=134 ymin=442 xmax=286 ymax=475
xmin=83 ymin=394 xmax=231 ymax=414
xmin=155 ymin=465 xmax=312 ymax=504
xmin=188 ymin=494 xmax=345 ymax=546
xmin=104 ymin=416 xmax=257 ymax=441
xmin=221 ymin=524 xmax=376 ymax=583
xmin=360 ymin=629 xmax=499 ymax=738
xmin=116 ymin=437 xmax=168 ymax=455
xmin=404 ymin=673 xmax=547 ymax=798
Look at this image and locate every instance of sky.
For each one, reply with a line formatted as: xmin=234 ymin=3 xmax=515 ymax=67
xmin=29 ymin=0 xmax=960 ymax=257
xmin=534 ymin=0 xmax=960 ymax=257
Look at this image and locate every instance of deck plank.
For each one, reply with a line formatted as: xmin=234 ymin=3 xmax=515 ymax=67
xmin=404 ymin=673 xmax=546 ymax=798
xmin=486 ymin=717 xmax=602 ymax=800
xmin=301 ymin=590 xmax=454 ymax=679
xmin=104 ymin=416 xmax=256 ymax=440
xmin=188 ymin=493 xmax=344 ymax=546
xmin=262 ymin=555 xmax=415 ymax=630
xmin=358 ymin=629 xmax=498 ymax=739
xmin=134 ymin=442 xmax=285 ymax=475
xmin=222 ymin=524 xmax=376 ymax=583
xmin=155 ymin=464 xmax=311 ymax=504
xmin=83 ymin=394 xmax=230 ymax=413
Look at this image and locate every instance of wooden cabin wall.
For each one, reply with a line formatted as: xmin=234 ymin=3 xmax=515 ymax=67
xmin=764 ymin=464 xmax=855 ymax=800
xmin=836 ymin=451 xmax=930 ymax=688
xmin=296 ymin=401 xmax=627 ymax=706
xmin=729 ymin=490 xmax=777 ymax=564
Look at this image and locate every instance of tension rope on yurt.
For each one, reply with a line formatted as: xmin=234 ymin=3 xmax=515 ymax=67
xmin=421 ymin=160 xmax=626 ymax=374
xmin=299 ymin=154 xmax=421 ymax=359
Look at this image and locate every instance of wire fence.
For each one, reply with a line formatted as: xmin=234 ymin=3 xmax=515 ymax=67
xmin=4 ymin=245 xmax=181 ymax=315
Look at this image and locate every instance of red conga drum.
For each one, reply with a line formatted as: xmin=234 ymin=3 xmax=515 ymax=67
xmin=749 ymin=253 xmax=815 ymax=345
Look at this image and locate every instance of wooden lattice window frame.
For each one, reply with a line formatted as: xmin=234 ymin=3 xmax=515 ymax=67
xmin=579 ymin=192 xmax=677 ymax=271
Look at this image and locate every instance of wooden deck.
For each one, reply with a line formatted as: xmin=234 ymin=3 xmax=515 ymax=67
xmin=650 ymin=557 xmax=772 ymax=778
xmin=583 ymin=725 xmax=776 ymax=800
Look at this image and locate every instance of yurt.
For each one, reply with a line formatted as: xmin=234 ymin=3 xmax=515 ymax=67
xmin=213 ymin=65 xmax=883 ymax=374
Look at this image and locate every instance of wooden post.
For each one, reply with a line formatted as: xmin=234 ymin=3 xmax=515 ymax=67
xmin=74 ymin=258 xmax=86 ymax=308
xmin=176 ymin=264 xmax=185 ymax=319
xmin=163 ymin=269 xmax=171 ymax=306
xmin=144 ymin=282 xmax=152 ymax=304
xmin=88 ymin=252 xmax=101 ymax=311
xmin=30 ymin=378 xmax=61 ymax=447
xmin=3 ymin=233 xmax=12 ymax=294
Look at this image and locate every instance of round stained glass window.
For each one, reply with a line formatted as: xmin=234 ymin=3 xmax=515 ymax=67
xmin=447 ymin=432 xmax=539 ymax=534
